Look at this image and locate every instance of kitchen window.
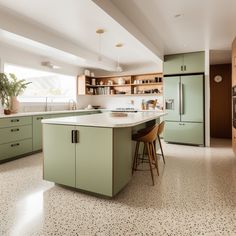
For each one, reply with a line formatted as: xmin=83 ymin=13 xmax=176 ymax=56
xmin=4 ymin=64 xmax=76 ymax=102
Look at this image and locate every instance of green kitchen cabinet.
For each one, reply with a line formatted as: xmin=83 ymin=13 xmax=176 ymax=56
xmin=32 ymin=115 xmax=51 ymax=151
xmin=0 ymin=139 xmax=32 ymax=161
xmin=0 ymin=125 xmax=32 ymax=145
xmin=43 ymin=124 xmax=76 ymax=187
xmin=33 ymin=111 xmax=101 ymax=151
xmin=164 ymin=121 xmax=204 ymax=145
xmin=0 ymin=116 xmax=32 ymax=128
xmin=75 ymin=126 xmax=113 ymax=196
xmin=183 ymin=52 xmax=205 ymax=74
xmin=163 ymin=54 xmax=183 ymax=75
xmin=164 ymin=52 xmax=205 ymax=75
xmin=43 ymin=124 xmax=133 ymax=197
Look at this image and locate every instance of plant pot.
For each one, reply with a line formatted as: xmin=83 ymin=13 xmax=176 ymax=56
xmin=11 ymin=96 xmax=20 ymax=114
xmin=4 ymin=109 xmax=11 ymax=115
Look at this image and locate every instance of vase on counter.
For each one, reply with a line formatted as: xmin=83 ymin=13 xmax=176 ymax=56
xmin=11 ymin=96 xmax=20 ymax=114
xmin=4 ymin=109 xmax=11 ymax=115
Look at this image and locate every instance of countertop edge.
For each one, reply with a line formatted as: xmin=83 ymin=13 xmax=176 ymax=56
xmin=42 ymin=112 xmax=166 ymax=128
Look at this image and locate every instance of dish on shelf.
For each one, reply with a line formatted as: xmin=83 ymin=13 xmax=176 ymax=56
xmin=92 ymin=105 xmax=101 ymax=109
xmin=115 ymin=91 xmax=126 ymax=94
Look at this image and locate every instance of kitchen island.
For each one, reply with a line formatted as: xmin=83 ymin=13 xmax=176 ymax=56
xmin=42 ymin=111 xmax=166 ymax=197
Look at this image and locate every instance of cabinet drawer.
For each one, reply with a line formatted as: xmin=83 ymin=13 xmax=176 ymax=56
xmin=0 ymin=125 xmax=32 ymax=145
xmin=0 ymin=116 xmax=32 ymax=128
xmin=0 ymin=139 xmax=32 ymax=161
xmin=164 ymin=121 xmax=204 ymax=145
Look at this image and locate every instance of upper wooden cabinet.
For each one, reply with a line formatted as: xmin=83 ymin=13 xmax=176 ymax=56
xmin=164 ymin=52 xmax=205 ymax=75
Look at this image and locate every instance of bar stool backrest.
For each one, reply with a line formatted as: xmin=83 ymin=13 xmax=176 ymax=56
xmin=157 ymin=121 xmax=165 ymax=135
xmin=138 ymin=124 xmax=159 ymax=143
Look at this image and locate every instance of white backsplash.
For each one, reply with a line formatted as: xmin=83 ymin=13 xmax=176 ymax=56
xmin=77 ymin=95 xmax=163 ymax=110
xmin=0 ymin=102 xmax=71 ymax=114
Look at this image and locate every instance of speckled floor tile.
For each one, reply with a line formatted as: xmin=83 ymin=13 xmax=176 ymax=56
xmin=0 ymin=139 xmax=236 ymax=236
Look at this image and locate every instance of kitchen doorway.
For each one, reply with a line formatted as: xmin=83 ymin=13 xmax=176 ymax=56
xmin=210 ymin=63 xmax=232 ymax=139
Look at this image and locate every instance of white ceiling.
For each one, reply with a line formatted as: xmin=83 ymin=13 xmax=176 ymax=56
xmin=0 ymin=0 xmax=162 ymax=71
xmin=105 ymin=0 xmax=236 ymax=55
xmin=0 ymin=0 xmax=235 ymax=70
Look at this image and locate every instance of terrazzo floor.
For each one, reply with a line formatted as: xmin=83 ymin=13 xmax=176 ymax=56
xmin=1 ymin=139 xmax=236 ymax=236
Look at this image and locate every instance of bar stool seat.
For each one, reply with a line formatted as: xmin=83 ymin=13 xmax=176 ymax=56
xmin=132 ymin=124 xmax=160 ymax=185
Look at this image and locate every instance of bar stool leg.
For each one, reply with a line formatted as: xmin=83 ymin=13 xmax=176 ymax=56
xmin=146 ymin=142 xmax=155 ymax=186
xmin=142 ymin=143 xmax=146 ymax=163
xmin=158 ymin=135 xmax=165 ymax=164
xmin=151 ymin=142 xmax=159 ymax=176
xmin=132 ymin=141 xmax=140 ymax=174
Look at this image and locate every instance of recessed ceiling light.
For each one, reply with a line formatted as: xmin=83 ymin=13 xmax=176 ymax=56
xmin=174 ymin=14 xmax=182 ymax=18
xmin=115 ymin=43 xmax=123 ymax=48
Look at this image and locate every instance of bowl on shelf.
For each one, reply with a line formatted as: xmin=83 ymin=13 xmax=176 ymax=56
xmin=92 ymin=105 xmax=101 ymax=109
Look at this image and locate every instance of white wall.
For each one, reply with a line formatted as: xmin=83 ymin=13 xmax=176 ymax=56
xmin=205 ymin=50 xmax=210 ymax=147
xmin=77 ymin=95 xmax=163 ymax=110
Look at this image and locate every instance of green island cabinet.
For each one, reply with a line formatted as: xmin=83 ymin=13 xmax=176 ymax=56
xmin=33 ymin=111 xmax=100 ymax=152
xmin=43 ymin=124 xmax=132 ymax=197
xmin=164 ymin=52 xmax=205 ymax=75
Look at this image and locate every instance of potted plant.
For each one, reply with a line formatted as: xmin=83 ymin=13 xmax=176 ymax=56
xmin=0 ymin=73 xmax=31 ymax=114
xmin=0 ymin=73 xmax=11 ymax=114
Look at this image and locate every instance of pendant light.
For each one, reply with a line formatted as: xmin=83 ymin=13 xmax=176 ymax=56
xmin=96 ymin=29 xmax=104 ymax=61
xmin=115 ymin=43 xmax=123 ymax=72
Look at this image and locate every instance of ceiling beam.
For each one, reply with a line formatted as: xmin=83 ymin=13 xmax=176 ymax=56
xmin=0 ymin=7 xmax=117 ymax=71
xmin=92 ymin=0 xmax=164 ymax=61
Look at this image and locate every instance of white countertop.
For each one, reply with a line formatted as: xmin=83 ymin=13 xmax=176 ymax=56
xmin=0 ymin=109 xmax=99 ymax=118
xmin=42 ymin=111 xmax=166 ymax=128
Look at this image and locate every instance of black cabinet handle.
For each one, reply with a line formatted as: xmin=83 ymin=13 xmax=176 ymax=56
xmin=11 ymin=119 xmax=19 ymax=123
xmin=71 ymin=130 xmax=74 ymax=143
xmin=74 ymin=130 xmax=79 ymax=143
xmin=36 ymin=117 xmax=44 ymax=120
xmin=71 ymin=130 xmax=79 ymax=143
xmin=184 ymin=65 xmax=186 ymax=71
xmin=11 ymin=143 xmax=20 ymax=147
xmin=181 ymin=65 xmax=183 ymax=71
xmin=11 ymin=128 xmax=19 ymax=132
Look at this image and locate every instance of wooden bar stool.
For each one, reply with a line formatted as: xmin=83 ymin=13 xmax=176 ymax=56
xmin=132 ymin=124 xmax=160 ymax=185
xmin=137 ymin=121 xmax=165 ymax=164
xmin=156 ymin=121 xmax=165 ymax=164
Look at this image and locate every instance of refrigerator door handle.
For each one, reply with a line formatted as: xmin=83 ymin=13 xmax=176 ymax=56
xmin=180 ymin=83 xmax=184 ymax=114
xmin=178 ymin=82 xmax=181 ymax=115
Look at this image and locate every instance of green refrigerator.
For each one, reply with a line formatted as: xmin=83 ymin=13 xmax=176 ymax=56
xmin=164 ymin=75 xmax=204 ymax=146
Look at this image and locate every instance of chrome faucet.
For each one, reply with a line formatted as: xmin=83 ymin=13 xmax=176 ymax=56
xmin=45 ymin=97 xmax=48 ymax=111
xmin=68 ymin=99 xmax=77 ymax=110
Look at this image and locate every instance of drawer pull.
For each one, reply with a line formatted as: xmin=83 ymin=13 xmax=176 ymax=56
xmin=11 ymin=119 xmax=20 ymax=123
xmin=11 ymin=143 xmax=20 ymax=147
xmin=36 ymin=117 xmax=44 ymax=120
xmin=11 ymin=128 xmax=20 ymax=132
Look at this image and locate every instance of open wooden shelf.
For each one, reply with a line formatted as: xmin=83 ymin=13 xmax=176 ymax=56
xmin=131 ymin=83 xmax=163 ymax=86
xmin=78 ymin=72 xmax=163 ymax=96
